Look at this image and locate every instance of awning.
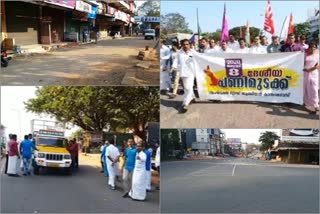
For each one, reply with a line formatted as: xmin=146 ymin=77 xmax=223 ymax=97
xmin=272 ymin=147 xmax=319 ymax=151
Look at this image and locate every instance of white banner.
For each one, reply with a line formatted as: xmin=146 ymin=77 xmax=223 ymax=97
xmin=193 ymin=52 xmax=304 ymax=104
xmin=76 ymin=0 xmax=92 ymax=13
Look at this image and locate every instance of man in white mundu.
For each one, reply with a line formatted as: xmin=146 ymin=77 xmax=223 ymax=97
xmin=129 ymin=142 xmax=147 ymax=201
xmin=172 ymin=39 xmax=196 ymax=112
xmin=106 ymin=139 xmax=120 ymax=190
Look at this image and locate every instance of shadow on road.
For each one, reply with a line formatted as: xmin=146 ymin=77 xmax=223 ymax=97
xmin=259 ymin=102 xmax=319 ymax=120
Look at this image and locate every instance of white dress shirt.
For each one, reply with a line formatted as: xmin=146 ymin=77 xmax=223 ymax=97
xmin=172 ymin=49 xmax=196 ymax=78
xmin=235 ymin=47 xmax=249 ymax=53
xmin=249 ymin=45 xmax=267 ymax=54
xmin=228 ymin=41 xmax=240 ymax=51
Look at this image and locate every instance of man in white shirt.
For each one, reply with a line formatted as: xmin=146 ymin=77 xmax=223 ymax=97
xmin=219 ymin=41 xmax=234 ymax=53
xmin=249 ymin=36 xmax=267 ymax=54
xmin=172 ymin=39 xmax=196 ymax=112
xmin=209 ymin=39 xmax=221 ymax=52
xmin=106 ymin=139 xmax=120 ymax=190
xmin=260 ymin=36 xmax=268 ymax=53
xmin=228 ymin=35 xmax=240 ymax=51
xmin=160 ymin=39 xmax=171 ymax=93
xmin=235 ymin=38 xmax=249 ymax=53
xmin=128 ymin=142 xmax=147 ymax=201
xmin=199 ymin=38 xmax=210 ymax=53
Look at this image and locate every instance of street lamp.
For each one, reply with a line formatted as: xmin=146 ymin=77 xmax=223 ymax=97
xmin=11 ymin=108 xmax=22 ymax=141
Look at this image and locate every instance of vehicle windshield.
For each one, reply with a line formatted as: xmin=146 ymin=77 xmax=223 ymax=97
xmin=145 ymin=29 xmax=155 ymax=33
xmin=37 ymin=137 xmax=64 ymax=147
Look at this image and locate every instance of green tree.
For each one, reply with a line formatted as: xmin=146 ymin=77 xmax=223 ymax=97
xmin=25 ymin=86 xmax=159 ymax=139
xmin=229 ymin=26 xmax=261 ymax=42
xmin=69 ymin=129 xmax=85 ymax=140
xmin=201 ymin=32 xmax=221 ymax=41
xmin=161 ymin=13 xmax=193 ymax=35
xmin=294 ymin=22 xmax=310 ymax=38
xmin=259 ymin=131 xmax=280 ymax=151
xmin=138 ymin=0 xmax=160 ymax=17
xmin=161 ymin=129 xmax=181 ymax=160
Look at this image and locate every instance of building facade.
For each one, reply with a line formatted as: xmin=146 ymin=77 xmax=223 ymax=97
xmin=306 ymin=8 xmax=319 ymax=41
xmin=1 ymin=0 xmax=136 ymax=48
xmin=271 ymin=129 xmax=319 ymax=164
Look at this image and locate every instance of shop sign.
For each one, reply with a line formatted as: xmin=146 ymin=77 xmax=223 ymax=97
xmin=134 ymin=16 xmax=160 ymax=23
xmin=44 ymin=0 xmax=76 ymax=9
xmin=75 ymin=0 xmax=92 ymax=14
xmin=107 ymin=6 xmax=116 ymax=16
xmin=88 ymin=5 xmax=97 ymax=19
xmin=115 ymin=10 xmax=129 ymax=23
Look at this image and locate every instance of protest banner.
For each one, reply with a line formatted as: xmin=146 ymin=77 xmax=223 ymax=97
xmin=193 ymin=52 xmax=304 ymax=104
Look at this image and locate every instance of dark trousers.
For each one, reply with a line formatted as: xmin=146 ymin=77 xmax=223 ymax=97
xmin=4 ymin=154 xmax=8 ymax=174
xmin=71 ymin=156 xmax=76 ymax=169
xmin=75 ymin=155 xmax=79 ymax=168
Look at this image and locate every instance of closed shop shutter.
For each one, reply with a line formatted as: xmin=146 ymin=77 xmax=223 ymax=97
xmin=5 ymin=1 xmax=39 ymax=45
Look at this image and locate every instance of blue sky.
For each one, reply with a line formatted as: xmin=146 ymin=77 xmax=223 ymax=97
xmin=161 ymin=0 xmax=319 ymax=36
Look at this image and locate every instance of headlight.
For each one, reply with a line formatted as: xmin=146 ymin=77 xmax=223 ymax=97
xmin=64 ymin=154 xmax=71 ymax=159
xmin=38 ymin=153 xmax=45 ymax=158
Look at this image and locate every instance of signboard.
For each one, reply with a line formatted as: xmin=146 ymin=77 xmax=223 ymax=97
xmin=88 ymin=5 xmax=97 ymax=19
xmin=107 ymin=6 xmax=116 ymax=16
xmin=115 ymin=10 xmax=129 ymax=23
xmin=38 ymin=130 xmax=64 ymax=137
xmin=90 ymin=132 xmax=103 ymax=143
xmin=193 ymin=52 xmax=304 ymax=104
xmin=44 ymin=0 xmax=75 ymax=9
xmin=134 ymin=16 xmax=160 ymax=23
xmin=227 ymin=138 xmax=241 ymax=145
xmin=76 ymin=0 xmax=92 ymax=13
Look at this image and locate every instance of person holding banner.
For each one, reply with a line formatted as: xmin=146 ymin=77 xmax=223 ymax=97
xmin=218 ymin=41 xmax=233 ymax=53
xmin=235 ymin=38 xmax=249 ymax=53
xmin=199 ymin=38 xmax=210 ymax=53
xmin=209 ymin=39 xmax=220 ymax=52
xmin=260 ymin=36 xmax=269 ymax=52
xmin=280 ymin=33 xmax=304 ymax=52
xmin=172 ymin=39 xmax=196 ymax=112
xmin=267 ymin=36 xmax=281 ymax=53
xmin=303 ymin=42 xmax=319 ymax=113
xmin=228 ymin=35 xmax=239 ymax=51
xmin=249 ymin=36 xmax=267 ymax=54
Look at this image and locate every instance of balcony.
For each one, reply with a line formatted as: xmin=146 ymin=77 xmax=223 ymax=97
xmin=106 ymin=0 xmax=134 ymax=14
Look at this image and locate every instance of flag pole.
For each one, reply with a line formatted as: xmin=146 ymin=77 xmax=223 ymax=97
xmin=197 ymin=8 xmax=200 ymax=43
xmin=279 ymin=15 xmax=288 ymax=41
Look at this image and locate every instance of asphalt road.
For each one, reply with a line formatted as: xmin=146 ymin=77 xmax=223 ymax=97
xmin=1 ymin=158 xmax=159 ymax=213
xmin=0 ymin=36 xmax=159 ymax=86
xmin=161 ymin=158 xmax=319 ymax=213
xmin=160 ymin=94 xmax=319 ymax=128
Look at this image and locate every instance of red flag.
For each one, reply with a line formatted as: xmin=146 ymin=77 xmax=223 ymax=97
xmin=288 ymin=13 xmax=294 ymax=35
xmin=264 ymin=0 xmax=275 ymax=35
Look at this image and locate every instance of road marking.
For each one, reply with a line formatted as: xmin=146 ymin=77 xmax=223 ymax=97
xmin=232 ymin=164 xmax=237 ymax=176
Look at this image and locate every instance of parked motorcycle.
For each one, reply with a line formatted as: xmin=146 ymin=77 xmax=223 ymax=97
xmin=1 ymin=50 xmax=12 ymax=67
